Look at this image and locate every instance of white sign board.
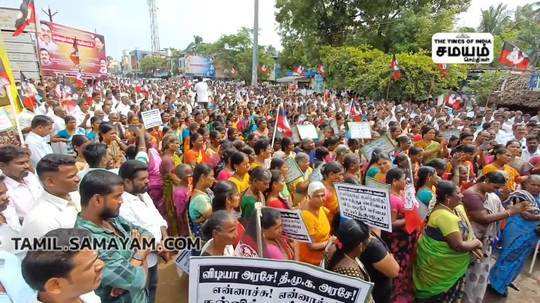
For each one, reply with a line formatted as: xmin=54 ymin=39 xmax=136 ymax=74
xmin=432 ymin=32 xmax=494 ymax=64
xmin=348 ymin=122 xmax=372 ymax=139
xmin=335 ymin=183 xmax=392 ymax=232
xmin=360 ymin=136 xmax=395 ymax=161
xmin=175 ymin=249 xmax=191 ymax=274
xmin=403 ymin=183 xmax=419 ymax=211
xmin=297 ymin=124 xmax=319 ymax=140
xmin=270 ymin=207 xmax=311 ymax=243
xmin=442 ymin=129 xmax=461 ymax=141
xmin=189 ymin=257 xmax=373 ymax=303
xmin=284 ymin=157 xmax=304 ymax=184
xmin=141 ymin=109 xmax=162 ymax=129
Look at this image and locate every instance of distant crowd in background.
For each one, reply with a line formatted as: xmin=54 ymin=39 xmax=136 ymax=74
xmin=0 ymin=75 xmax=539 ymax=303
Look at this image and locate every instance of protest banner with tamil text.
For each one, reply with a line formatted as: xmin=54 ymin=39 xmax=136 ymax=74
xmin=268 ymin=207 xmax=311 ymax=243
xmin=297 ymin=124 xmax=319 ymax=140
xmin=284 ymin=156 xmax=304 ymax=184
xmin=360 ymin=136 xmax=395 ymax=160
xmin=141 ymin=109 xmax=163 ymax=129
xmin=335 ymin=183 xmax=392 ymax=232
xmin=348 ymin=122 xmax=372 ymax=139
xmin=189 ymin=256 xmax=373 ymax=303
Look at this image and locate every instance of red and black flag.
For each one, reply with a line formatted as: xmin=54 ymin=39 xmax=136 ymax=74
xmin=499 ymin=42 xmax=531 ymax=70
xmin=390 ymin=54 xmax=401 ymax=80
xmin=13 ymin=0 xmax=36 ymax=37
xmin=70 ymin=38 xmax=80 ymax=66
xmin=259 ymin=65 xmax=270 ymax=74
xmin=317 ymin=64 xmax=326 ymax=77
xmin=437 ymin=64 xmax=448 ymax=78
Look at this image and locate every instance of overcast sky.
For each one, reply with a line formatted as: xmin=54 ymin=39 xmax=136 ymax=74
xmin=0 ymin=0 xmax=536 ymax=59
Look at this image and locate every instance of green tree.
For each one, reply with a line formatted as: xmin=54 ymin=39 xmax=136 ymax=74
xmin=464 ymin=71 xmax=506 ymax=105
xmin=139 ymin=56 xmax=168 ymax=74
xmin=478 ymin=4 xmax=511 ymax=35
xmin=198 ymin=28 xmax=275 ymax=82
xmin=275 ymin=0 xmax=470 ymax=67
xmin=320 ymin=46 xmax=467 ymax=100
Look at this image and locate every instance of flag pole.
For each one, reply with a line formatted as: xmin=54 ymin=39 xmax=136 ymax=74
xmin=271 ymin=102 xmax=280 ymax=148
xmin=6 ymin=88 xmax=25 ymax=145
xmin=385 ymin=78 xmax=391 ymax=101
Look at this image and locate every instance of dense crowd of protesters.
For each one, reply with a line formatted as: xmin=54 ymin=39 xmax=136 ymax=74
xmin=0 ymin=75 xmax=539 ymax=303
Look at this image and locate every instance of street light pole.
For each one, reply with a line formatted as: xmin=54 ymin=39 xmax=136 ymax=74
xmin=251 ymin=0 xmax=259 ymax=86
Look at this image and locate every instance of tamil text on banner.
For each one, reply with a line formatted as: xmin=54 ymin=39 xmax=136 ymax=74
xmin=267 ymin=207 xmax=311 ymax=243
xmin=335 ymin=182 xmax=392 ymax=232
xmin=37 ymin=21 xmax=107 ymax=77
xmin=297 ymin=124 xmax=319 ymax=140
xmin=360 ymin=136 xmax=395 ymax=160
xmin=284 ymin=156 xmax=304 ymax=184
xmin=348 ymin=122 xmax=372 ymax=139
xmin=0 ymin=35 xmax=23 ymax=145
xmin=189 ymin=256 xmax=373 ymax=303
xmin=141 ymin=109 xmax=162 ymax=129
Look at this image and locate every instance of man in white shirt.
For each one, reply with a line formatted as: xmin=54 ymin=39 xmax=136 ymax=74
xmin=194 ymin=77 xmax=209 ymax=107
xmin=0 ymin=145 xmax=43 ymax=221
xmin=115 ymin=94 xmax=132 ymax=117
xmin=26 ymin=115 xmax=54 ymax=168
xmin=118 ymin=160 xmax=168 ymax=303
xmin=522 ymin=135 xmax=540 ymax=163
xmin=0 ymin=174 xmax=22 ymax=254
xmin=21 ymin=154 xmax=81 ymax=241
xmin=21 ymin=228 xmax=104 ymax=303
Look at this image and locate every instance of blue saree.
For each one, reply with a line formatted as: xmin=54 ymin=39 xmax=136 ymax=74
xmin=489 ymin=191 xmax=540 ymax=295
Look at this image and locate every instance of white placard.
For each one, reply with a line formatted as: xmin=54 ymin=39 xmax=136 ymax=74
xmin=284 ymin=157 xmax=304 ymax=184
xmin=335 ymin=183 xmax=392 ymax=232
xmin=297 ymin=124 xmax=319 ymax=140
xmin=269 ymin=207 xmax=311 ymax=243
xmin=403 ymin=183 xmax=419 ymax=210
xmin=348 ymin=122 xmax=372 ymax=139
xmin=189 ymin=257 xmax=373 ymax=303
xmin=141 ymin=109 xmax=163 ymax=129
xmin=432 ymin=32 xmax=494 ymax=64
xmin=360 ymin=136 xmax=395 ymax=161
xmin=442 ymin=129 xmax=460 ymax=141
xmin=175 ymin=249 xmax=191 ymax=274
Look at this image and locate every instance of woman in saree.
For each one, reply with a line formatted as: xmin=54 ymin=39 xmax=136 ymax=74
xmin=413 ymin=181 xmax=483 ymax=303
xmin=228 ymin=151 xmax=251 ymax=194
xmin=298 ymin=181 xmax=335 ymax=266
xmin=188 ymin=164 xmax=216 ymax=238
xmin=416 ymin=166 xmax=440 ymax=219
xmin=323 ymin=216 xmax=373 ymax=302
xmin=321 ymin=162 xmax=344 ymax=225
xmin=237 ymin=207 xmax=294 ymax=260
xmin=461 ymin=172 xmax=529 ymax=303
xmin=383 ymin=168 xmax=422 ymax=303
xmin=482 ymin=145 xmax=522 ymax=196
xmin=160 ymin=134 xmax=183 ymax=235
xmin=414 ymin=126 xmax=442 ymax=162
xmin=489 ymin=175 xmax=540 ymax=296
xmin=183 ymin=132 xmax=208 ymax=167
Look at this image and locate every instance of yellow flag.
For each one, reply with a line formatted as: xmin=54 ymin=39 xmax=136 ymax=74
xmin=0 ymin=35 xmax=24 ymax=144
